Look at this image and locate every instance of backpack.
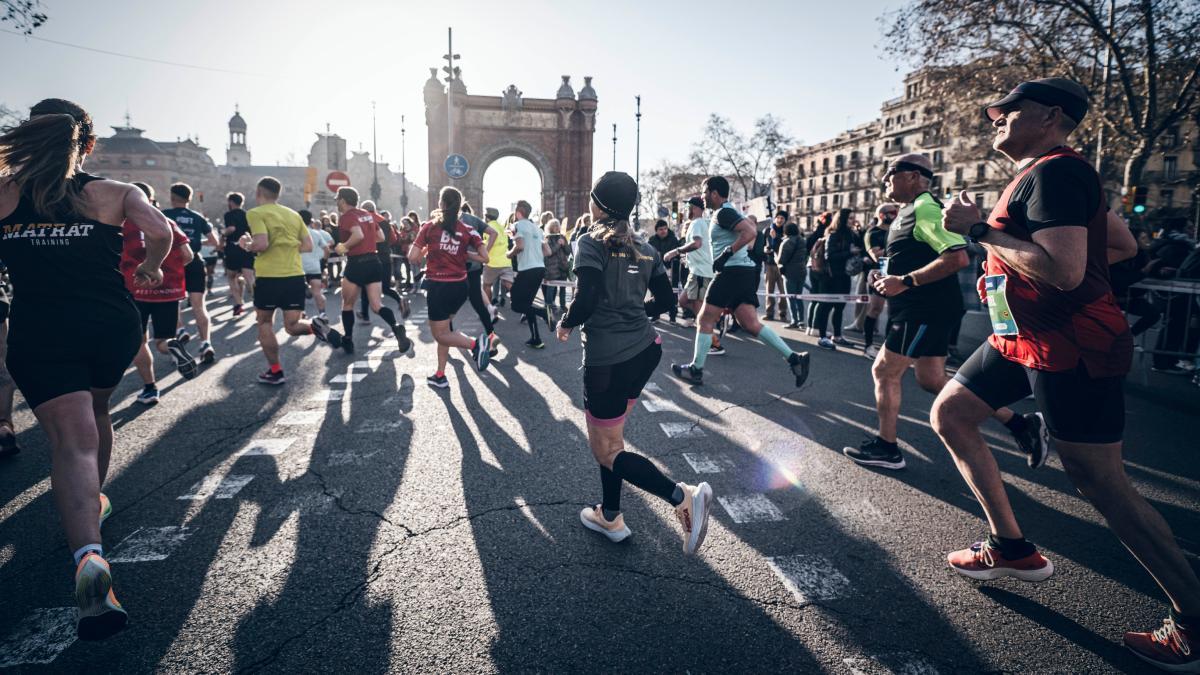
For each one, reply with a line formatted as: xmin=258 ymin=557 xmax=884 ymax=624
xmin=810 ymin=237 xmax=827 ymax=274
xmin=748 ymin=230 xmax=767 ymax=265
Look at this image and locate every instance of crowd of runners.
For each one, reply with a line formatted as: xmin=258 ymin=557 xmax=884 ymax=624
xmin=0 ymin=82 xmax=1197 ymax=672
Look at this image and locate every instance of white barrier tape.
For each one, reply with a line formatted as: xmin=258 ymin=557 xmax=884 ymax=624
xmin=1131 ymin=279 xmax=1200 ymax=296
xmin=541 ymin=278 xmax=868 ymax=303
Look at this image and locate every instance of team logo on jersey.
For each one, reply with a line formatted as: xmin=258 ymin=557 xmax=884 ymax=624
xmin=2 ymin=222 xmax=96 ymax=246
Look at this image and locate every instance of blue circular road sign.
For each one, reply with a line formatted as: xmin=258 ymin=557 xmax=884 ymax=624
xmin=444 ymin=154 xmax=470 ymax=179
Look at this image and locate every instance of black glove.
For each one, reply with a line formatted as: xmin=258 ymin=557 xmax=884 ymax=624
xmin=713 ymin=246 xmax=733 ymax=272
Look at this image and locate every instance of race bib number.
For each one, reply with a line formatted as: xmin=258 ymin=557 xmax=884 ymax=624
xmin=983 ymin=274 xmax=1019 ymax=337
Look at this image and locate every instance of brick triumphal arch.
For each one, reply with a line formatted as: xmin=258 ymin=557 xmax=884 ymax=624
xmin=424 ymin=69 xmax=597 ymax=217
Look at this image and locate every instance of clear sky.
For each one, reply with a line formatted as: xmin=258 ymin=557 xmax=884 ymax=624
xmin=0 ymin=0 xmax=908 ymax=213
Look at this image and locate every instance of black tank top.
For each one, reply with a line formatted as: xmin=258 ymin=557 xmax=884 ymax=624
xmin=0 ymin=172 xmax=135 ymax=338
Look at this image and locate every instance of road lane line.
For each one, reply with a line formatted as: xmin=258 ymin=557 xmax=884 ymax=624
xmin=766 ymin=554 xmax=853 ymax=602
xmin=682 ymin=452 xmax=735 ymax=474
xmin=643 ymin=382 xmax=663 ymax=393
xmin=108 ymin=526 xmax=195 ymax=563
xmin=177 ymin=474 xmax=255 ymax=500
xmin=277 ymin=411 xmax=324 ymax=426
xmin=330 ymin=373 xmax=368 ymax=383
xmin=310 ymin=390 xmax=345 ymax=401
xmin=641 ymin=399 xmax=681 ymax=413
xmin=659 ymin=422 xmax=705 ymax=438
xmin=716 ymin=493 xmax=786 ymax=523
xmin=0 ymin=608 xmax=77 ymax=667
xmin=235 ymin=438 xmax=297 ymax=457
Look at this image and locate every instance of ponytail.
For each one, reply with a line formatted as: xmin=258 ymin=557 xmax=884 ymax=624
xmin=0 ymin=113 xmax=87 ymax=218
xmin=593 ymin=216 xmax=636 ymax=253
xmin=433 ymin=186 xmax=462 ymax=235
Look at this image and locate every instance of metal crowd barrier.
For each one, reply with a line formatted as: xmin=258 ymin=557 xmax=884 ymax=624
xmin=1122 ymin=279 xmax=1200 ymax=376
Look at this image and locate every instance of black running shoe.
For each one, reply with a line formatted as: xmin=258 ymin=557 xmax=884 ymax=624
xmin=166 ymin=339 xmax=198 ymax=380
xmin=395 ymin=327 xmax=413 ymax=355
xmin=708 ymin=344 xmax=727 ymax=356
xmin=199 ymin=341 xmax=216 ymax=365
xmin=788 ymin=351 xmax=811 ymax=388
xmin=842 ymin=438 xmax=906 ymax=470
xmin=175 ymin=328 xmax=191 ymax=345
xmin=310 ymin=316 xmax=343 ymax=349
xmin=671 ymin=363 xmax=703 ymax=385
xmin=472 ymin=332 xmax=490 ymax=372
xmin=257 ymin=369 xmax=286 ymax=385
xmin=525 ymin=339 xmax=545 ymax=350
xmin=426 ymin=373 xmax=449 ymax=388
xmin=341 ymin=338 xmax=355 ymax=355
xmin=1013 ymin=412 xmax=1051 ymax=469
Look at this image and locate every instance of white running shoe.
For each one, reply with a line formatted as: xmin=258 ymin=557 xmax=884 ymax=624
xmin=579 ymin=505 xmax=632 ymax=543
xmin=674 ymin=482 xmax=713 ymax=555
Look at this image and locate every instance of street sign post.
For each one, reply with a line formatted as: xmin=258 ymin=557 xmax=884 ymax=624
xmin=325 ymin=171 xmax=351 ymax=193
xmin=444 ymin=154 xmax=469 ymax=179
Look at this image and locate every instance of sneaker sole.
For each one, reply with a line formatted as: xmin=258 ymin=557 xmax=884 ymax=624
xmin=201 ymin=350 xmax=216 ymax=365
xmin=579 ymin=509 xmax=631 ymax=543
xmin=137 ymin=396 xmax=159 ymax=405
xmin=167 ymin=341 xmax=198 ymax=380
xmin=841 ymin=448 xmax=906 ymax=470
xmin=75 ymin=566 xmax=127 ymax=641
xmin=1124 ymin=644 xmax=1200 ymax=673
xmin=685 ymin=483 xmax=713 ymax=555
xmin=1028 ymin=412 xmax=1051 ymax=470
xmin=257 ymin=377 xmax=286 ymax=385
xmin=427 ymin=379 xmax=449 ymax=389
xmin=949 ymin=558 xmax=1054 ymax=582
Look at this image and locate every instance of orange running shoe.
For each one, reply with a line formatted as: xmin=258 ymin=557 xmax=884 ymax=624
xmin=1124 ymin=615 xmax=1198 ymax=673
xmin=98 ymin=493 xmax=112 ymax=530
xmin=947 ymin=539 xmax=1054 ymax=582
xmin=74 ymin=552 xmax=127 ymax=640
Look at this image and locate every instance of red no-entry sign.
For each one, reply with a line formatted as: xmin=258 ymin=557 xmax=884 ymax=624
xmin=325 ymin=171 xmax=351 ymax=193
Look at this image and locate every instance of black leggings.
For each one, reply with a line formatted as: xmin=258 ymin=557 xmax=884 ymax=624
xmin=468 ymin=268 xmax=494 ymax=334
xmin=542 ymin=283 xmax=567 ymax=309
xmin=813 ymin=274 xmax=850 ymax=338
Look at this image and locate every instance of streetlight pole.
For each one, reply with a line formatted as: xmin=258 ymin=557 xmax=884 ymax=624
xmin=370 ymin=101 xmax=381 ymax=204
xmin=612 ymin=123 xmax=617 ymax=171
xmin=634 ymin=95 xmax=641 ymax=226
xmin=442 ymin=28 xmax=460 ymax=162
xmin=400 ymin=114 xmax=409 ymax=213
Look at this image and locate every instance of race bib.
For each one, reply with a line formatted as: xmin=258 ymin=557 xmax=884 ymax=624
xmin=983 ymin=274 xmax=1019 ymax=337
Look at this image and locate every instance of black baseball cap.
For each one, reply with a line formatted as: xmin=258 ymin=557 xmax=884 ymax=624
xmin=984 ymin=78 xmax=1089 ymax=124
xmin=683 ymin=196 xmax=704 ymax=210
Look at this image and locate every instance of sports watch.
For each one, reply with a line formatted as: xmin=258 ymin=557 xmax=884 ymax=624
xmin=968 ymin=221 xmax=991 ymax=241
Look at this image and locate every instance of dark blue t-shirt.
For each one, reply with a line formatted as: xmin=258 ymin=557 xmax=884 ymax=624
xmin=161 ymin=207 xmax=211 ymax=254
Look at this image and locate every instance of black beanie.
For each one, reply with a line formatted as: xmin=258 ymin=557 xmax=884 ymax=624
xmin=590 ymin=171 xmax=638 ymax=220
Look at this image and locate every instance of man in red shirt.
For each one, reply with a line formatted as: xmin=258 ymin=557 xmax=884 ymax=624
xmin=333 ymin=187 xmax=410 ymax=355
xmin=120 ymin=182 xmax=197 ymax=404
xmin=932 ymin=78 xmax=1200 ymax=671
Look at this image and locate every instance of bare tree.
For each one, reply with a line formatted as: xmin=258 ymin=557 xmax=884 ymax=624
xmin=689 ymin=114 xmax=794 ymax=202
xmin=882 ymin=0 xmax=1200 ymax=189
xmin=640 ymin=159 xmax=693 ymax=215
xmin=2 ymin=0 xmax=46 ymax=34
xmin=0 ymin=103 xmax=21 ymax=130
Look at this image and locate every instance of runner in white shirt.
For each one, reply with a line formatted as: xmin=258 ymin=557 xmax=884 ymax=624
xmin=300 ymin=209 xmax=333 ymax=318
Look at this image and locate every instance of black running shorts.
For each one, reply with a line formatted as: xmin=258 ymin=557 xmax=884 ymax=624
xmin=884 ymin=320 xmax=951 ymax=359
xmin=136 ymin=300 xmax=179 ymax=340
xmin=6 ymin=305 xmax=141 ymax=408
xmin=953 ymin=340 xmax=1125 ymax=444
xmin=705 ymin=266 xmax=760 ymax=310
xmin=426 ymin=280 xmax=468 ymax=321
xmin=224 ymin=246 xmax=255 ymax=272
xmin=510 ymin=268 xmax=545 ymax=314
xmin=304 ymin=273 xmax=323 ymax=283
xmin=184 ymin=257 xmax=206 ymax=294
xmin=584 ymin=339 xmax=662 ymax=422
xmin=254 ymin=276 xmax=306 ymax=311
xmin=345 ymin=254 xmax=384 ymax=286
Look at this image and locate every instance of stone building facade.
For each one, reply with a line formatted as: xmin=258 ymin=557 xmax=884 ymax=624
xmin=88 ymin=110 xmax=426 ymax=223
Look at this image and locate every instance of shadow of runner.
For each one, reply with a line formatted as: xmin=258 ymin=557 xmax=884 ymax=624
xmin=230 ymin=352 xmax=412 ymax=673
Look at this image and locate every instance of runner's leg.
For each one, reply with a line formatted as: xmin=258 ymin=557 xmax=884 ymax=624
xmin=256 ymin=309 xmax=281 ymax=366
xmin=34 ymin=391 xmax=103 ymax=552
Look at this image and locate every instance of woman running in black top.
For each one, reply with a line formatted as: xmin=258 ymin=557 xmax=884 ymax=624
xmin=556 ymin=171 xmax=714 ymax=555
xmin=0 ymin=98 xmax=175 ymax=640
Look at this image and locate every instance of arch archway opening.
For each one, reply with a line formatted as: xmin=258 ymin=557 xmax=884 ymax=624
xmin=481 ymin=156 xmax=543 ymax=219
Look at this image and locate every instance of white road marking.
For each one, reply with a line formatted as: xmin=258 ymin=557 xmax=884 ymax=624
xmin=844 ymin=653 xmax=940 ymax=674
xmin=641 ymin=399 xmax=681 ymax=413
xmin=177 ymin=474 xmax=254 ymax=500
xmin=643 ymin=382 xmax=663 ymax=393
xmin=659 ymin=422 xmax=705 ymax=438
xmin=277 ymin=411 xmax=324 ymax=426
xmin=310 ymin=390 xmax=345 ymax=401
xmin=236 ymin=438 xmax=297 ymax=457
xmin=350 ymin=361 xmax=373 ymax=369
xmin=0 ymin=608 xmax=77 ymax=667
xmin=682 ymin=452 xmax=735 ymax=474
xmin=355 ymin=418 xmax=409 ymax=434
xmin=108 ymin=526 xmax=195 ymax=563
xmin=766 ymin=554 xmax=853 ymax=602
xmin=330 ymin=373 xmax=368 ymax=383
xmin=267 ymin=490 xmax=339 ymax=518
xmin=717 ymin=493 xmax=786 ymax=523
xmin=715 ymin=383 xmax=732 ymax=392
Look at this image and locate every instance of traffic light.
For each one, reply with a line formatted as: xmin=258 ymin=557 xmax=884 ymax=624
xmin=1132 ymin=186 xmax=1148 ymax=214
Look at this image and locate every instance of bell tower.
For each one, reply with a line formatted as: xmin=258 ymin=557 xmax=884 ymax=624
xmin=227 ymin=105 xmax=251 ymax=167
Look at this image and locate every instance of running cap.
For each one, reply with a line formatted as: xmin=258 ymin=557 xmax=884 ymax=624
xmin=884 ymin=160 xmax=934 ymax=180
xmin=590 ymin=171 xmax=638 ymax=220
xmin=984 ymin=78 xmax=1089 ymax=124
xmin=683 ymin=196 xmax=704 ymax=210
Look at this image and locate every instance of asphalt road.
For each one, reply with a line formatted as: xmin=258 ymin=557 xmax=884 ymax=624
xmin=0 ymin=280 xmax=1197 ymax=673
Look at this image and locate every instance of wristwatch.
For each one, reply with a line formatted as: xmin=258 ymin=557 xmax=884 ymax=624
xmin=902 ymin=274 xmax=916 ymax=288
xmin=968 ymin=221 xmax=991 ymax=241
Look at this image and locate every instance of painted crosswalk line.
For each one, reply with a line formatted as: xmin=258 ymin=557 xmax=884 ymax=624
xmin=843 ymin=652 xmax=940 ymax=675
xmin=267 ymin=490 xmax=339 ymax=518
xmin=277 ymin=411 xmax=324 ymax=426
xmin=642 ymin=399 xmax=681 ymax=413
xmin=716 ymin=493 xmax=786 ymax=523
xmin=108 ymin=526 xmax=195 ymax=563
xmin=330 ymin=373 xmax=368 ymax=383
xmin=682 ymin=452 xmax=735 ymax=474
xmin=0 ymin=608 xmax=77 ymax=667
xmin=643 ymin=382 xmax=663 ymax=393
xmin=355 ymin=418 xmax=410 ymax=433
xmin=236 ymin=437 xmax=297 ymax=457
xmin=659 ymin=422 xmax=705 ymax=439
xmin=766 ymin=554 xmax=853 ymax=602
xmin=177 ymin=474 xmax=255 ymax=500
xmin=310 ymin=390 xmax=345 ymax=401
xmin=350 ymin=361 xmax=373 ymax=369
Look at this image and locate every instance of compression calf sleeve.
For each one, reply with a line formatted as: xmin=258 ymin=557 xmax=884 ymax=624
xmin=757 ymin=325 xmax=794 ymax=359
xmin=601 ymin=466 xmax=622 ymax=518
xmin=377 ymin=306 xmax=398 ymax=329
xmin=341 ymin=310 xmax=355 ymax=340
xmin=611 ymin=451 xmax=677 ymax=504
xmin=692 ymin=331 xmax=713 ymax=369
